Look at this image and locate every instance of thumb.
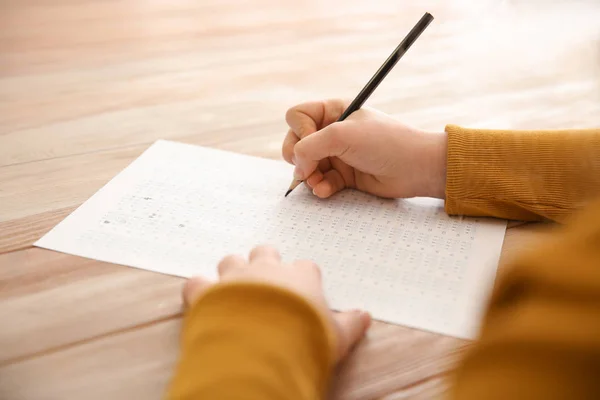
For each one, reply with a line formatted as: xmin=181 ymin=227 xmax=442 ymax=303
xmin=332 ymin=310 xmax=371 ymax=360
xmin=293 ymin=123 xmax=352 ymax=180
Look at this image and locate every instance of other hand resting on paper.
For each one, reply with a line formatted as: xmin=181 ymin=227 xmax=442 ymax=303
xmin=166 ymin=245 xmax=370 ymax=399
xmin=282 ymin=99 xmax=447 ymax=199
xmin=181 ymin=245 xmax=371 ymax=361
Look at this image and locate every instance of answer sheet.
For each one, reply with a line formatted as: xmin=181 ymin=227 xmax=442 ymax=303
xmin=35 ymin=140 xmax=507 ymax=339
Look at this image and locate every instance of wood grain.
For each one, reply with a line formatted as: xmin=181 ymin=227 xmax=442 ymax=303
xmin=1 ymin=0 xmax=599 ymax=399
xmin=0 ymin=316 xmax=464 ymax=400
xmin=0 ymin=207 xmax=73 ymax=253
xmin=0 ymin=318 xmax=181 ymax=400
xmin=0 ymin=248 xmax=185 ymax=364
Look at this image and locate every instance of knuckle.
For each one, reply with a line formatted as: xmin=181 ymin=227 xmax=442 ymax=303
xmin=282 ymin=132 xmax=297 ymax=163
xmin=286 ymin=104 xmax=314 ymax=138
xmin=282 ymin=147 xmax=293 ymax=163
xmin=285 ymin=106 xmax=297 ymax=125
xmin=285 ymin=108 xmax=305 ymax=137
xmin=295 ymin=125 xmax=306 ymax=139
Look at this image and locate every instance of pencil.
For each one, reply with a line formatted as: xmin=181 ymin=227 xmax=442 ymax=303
xmin=284 ymin=11 xmax=434 ymax=197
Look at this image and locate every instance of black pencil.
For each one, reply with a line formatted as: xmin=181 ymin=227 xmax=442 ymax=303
xmin=285 ymin=11 xmax=434 ymax=197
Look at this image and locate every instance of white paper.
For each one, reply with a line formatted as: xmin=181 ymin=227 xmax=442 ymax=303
xmin=35 ymin=140 xmax=507 ymax=339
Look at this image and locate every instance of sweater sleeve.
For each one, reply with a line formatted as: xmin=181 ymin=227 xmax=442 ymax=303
xmin=444 ymin=125 xmax=600 ymax=222
xmin=449 ymin=199 xmax=600 ymax=400
xmin=164 ymin=282 xmax=336 ymax=400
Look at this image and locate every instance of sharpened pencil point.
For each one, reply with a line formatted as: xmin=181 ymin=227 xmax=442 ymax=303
xmin=285 ymin=178 xmax=302 ymax=197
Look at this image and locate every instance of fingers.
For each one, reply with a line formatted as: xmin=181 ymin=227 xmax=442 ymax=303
xmin=305 ymin=169 xmax=324 ymax=189
xmin=218 ymin=246 xmax=281 ymax=278
xmin=283 ymin=99 xmax=349 ymax=165
xmin=285 ymin=99 xmax=348 ymax=139
xmin=249 ymin=245 xmax=281 ymax=262
xmin=283 ymin=130 xmax=334 ymax=168
xmin=333 ymin=310 xmax=372 ymax=359
xmin=291 ymin=259 xmax=322 ymax=282
xmin=312 ymin=169 xmax=346 ymax=198
xmin=218 ymin=254 xmax=246 ymax=276
xmin=282 ymin=129 xmax=299 ymax=164
xmin=318 ymin=158 xmax=332 ymax=173
xmin=285 ymin=103 xmax=319 ymax=140
xmin=182 ymin=276 xmax=212 ymax=307
xmin=282 ymin=104 xmax=320 ymax=165
xmin=293 ymin=123 xmax=351 ymax=180
xmin=304 ymin=161 xmax=333 ymax=190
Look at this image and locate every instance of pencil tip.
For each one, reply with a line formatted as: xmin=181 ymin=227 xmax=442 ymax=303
xmin=284 ymin=189 xmax=292 ymax=197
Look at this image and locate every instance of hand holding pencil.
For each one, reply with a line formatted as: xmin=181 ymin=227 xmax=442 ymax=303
xmin=282 ymin=99 xmax=447 ymax=199
xmin=284 ymin=12 xmax=434 ymax=197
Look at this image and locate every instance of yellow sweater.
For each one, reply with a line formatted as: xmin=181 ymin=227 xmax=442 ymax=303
xmin=166 ymin=125 xmax=600 ymax=400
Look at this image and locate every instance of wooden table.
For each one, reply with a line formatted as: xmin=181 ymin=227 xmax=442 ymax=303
xmin=1 ymin=1 xmax=598 ymax=399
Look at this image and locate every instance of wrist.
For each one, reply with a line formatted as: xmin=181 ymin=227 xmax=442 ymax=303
xmin=420 ymin=130 xmax=447 ymax=199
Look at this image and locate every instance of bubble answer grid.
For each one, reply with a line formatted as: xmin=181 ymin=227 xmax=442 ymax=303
xmin=35 ymin=140 xmax=507 ymax=339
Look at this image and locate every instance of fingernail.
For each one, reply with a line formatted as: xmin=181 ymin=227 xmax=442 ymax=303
xmin=293 ymin=166 xmax=303 ymax=180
